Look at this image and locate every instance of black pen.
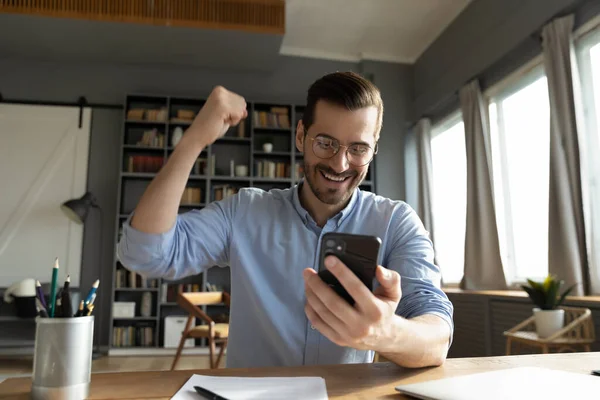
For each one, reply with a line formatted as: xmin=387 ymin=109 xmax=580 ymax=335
xmin=61 ymin=275 xmax=73 ymax=318
xmin=194 ymin=386 xmax=230 ymax=400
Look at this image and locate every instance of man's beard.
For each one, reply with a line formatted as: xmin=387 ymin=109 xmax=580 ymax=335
xmin=303 ymin=160 xmax=364 ymax=206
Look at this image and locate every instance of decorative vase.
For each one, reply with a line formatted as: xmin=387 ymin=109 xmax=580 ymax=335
xmin=263 ymin=143 xmax=273 ymax=153
xmin=172 ymin=127 xmax=184 ymax=147
xmin=533 ymin=308 xmax=564 ymax=338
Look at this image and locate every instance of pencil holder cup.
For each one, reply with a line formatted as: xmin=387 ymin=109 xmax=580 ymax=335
xmin=31 ymin=316 xmax=94 ymax=400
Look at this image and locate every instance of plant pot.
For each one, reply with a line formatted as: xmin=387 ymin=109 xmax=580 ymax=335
xmin=533 ymin=308 xmax=564 ymax=338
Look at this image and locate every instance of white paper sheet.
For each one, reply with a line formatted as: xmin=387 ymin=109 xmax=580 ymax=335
xmin=171 ymin=374 xmax=328 ymax=400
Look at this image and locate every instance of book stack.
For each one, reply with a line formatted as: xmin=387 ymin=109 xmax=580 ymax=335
xmin=181 ymin=187 xmax=202 ymax=205
xmin=193 ymin=158 xmax=207 ymax=175
xmin=212 ymin=184 xmax=239 ymax=201
xmin=127 ymin=155 xmax=164 ymax=173
xmin=115 ymin=269 xmax=158 ymax=289
xmin=145 ymin=108 xmax=167 ymax=122
xmin=136 ymin=129 xmax=164 ymax=148
xmin=112 ymin=325 xmax=154 ymax=347
xmin=253 ymin=107 xmax=290 ymax=129
xmin=255 ymin=160 xmax=290 ymax=178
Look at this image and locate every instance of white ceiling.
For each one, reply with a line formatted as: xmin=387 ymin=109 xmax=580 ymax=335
xmin=281 ymin=0 xmax=473 ymax=64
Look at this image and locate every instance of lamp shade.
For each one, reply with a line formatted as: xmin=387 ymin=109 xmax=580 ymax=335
xmin=60 ymin=192 xmax=98 ymax=224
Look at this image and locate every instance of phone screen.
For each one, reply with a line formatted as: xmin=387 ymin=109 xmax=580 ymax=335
xmin=317 ymin=233 xmax=381 ymax=305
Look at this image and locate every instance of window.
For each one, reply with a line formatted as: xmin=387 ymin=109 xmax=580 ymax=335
xmin=431 ymin=113 xmax=467 ymax=284
xmin=577 ymin=26 xmax=600 ymax=292
xmin=487 ymin=64 xmax=550 ymax=284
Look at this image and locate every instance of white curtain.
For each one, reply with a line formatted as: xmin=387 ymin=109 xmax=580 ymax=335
xmin=542 ymin=14 xmax=591 ymax=295
xmin=416 ymin=118 xmax=435 ymax=243
xmin=459 ymin=80 xmax=507 ymax=290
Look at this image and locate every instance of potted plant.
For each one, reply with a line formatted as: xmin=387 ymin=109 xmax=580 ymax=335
xmin=521 ymin=275 xmax=576 ymax=338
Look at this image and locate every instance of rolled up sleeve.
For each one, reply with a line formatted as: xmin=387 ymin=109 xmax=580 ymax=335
xmin=117 ymin=190 xmax=241 ymax=281
xmin=384 ymin=204 xmax=454 ymax=344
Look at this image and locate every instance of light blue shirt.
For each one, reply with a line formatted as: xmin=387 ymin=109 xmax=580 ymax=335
xmin=117 ymin=183 xmax=454 ymax=368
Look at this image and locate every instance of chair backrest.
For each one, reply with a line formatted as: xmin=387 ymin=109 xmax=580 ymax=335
xmin=176 ymin=292 xmax=230 ymax=326
xmin=549 ymin=306 xmax=595 ymax=341
xmin=181 ymin=291 xmax=228 ymax=306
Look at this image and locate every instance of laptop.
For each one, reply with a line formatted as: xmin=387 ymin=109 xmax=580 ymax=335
xmin=394 ymin=366 xmax=599 ymax=400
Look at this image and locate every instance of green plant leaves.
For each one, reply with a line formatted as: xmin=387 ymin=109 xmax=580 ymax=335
xmin=521 ymin=285 xmax=546 ymax=309
xmin=522 ymin=275 xmax=577 ymax=310
xmin=544 ymin=279 xmax=559 ymax=310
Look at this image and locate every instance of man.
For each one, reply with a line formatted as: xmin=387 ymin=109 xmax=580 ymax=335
xmin=118 ymin=71 xmax=454 ymax=369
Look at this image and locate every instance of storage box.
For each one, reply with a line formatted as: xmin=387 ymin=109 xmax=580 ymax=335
xmin=113 ymin=302 xmax=136 ymax=318
xmin=164 ymin=316 xmax=195 ymax=348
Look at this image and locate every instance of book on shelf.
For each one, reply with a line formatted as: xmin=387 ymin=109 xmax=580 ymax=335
xmin=193 ymin=157 xmax=207 ymax=175
xmin=112 ymin=325 xmax=154 ymax=347
xmin=253 ymin=107 xmax=290 ymax=129
xmin=255 ymin=160 xmax=290 ymax=178
xmin=174 ymin=109 xmax=196 ymax=121
xmin=161 ymin=283 xmax=202 ymax=303
xmin=135 ymin=128 xmax=164 ymax=148
xmin=181 ymin=187 xmax=202 ymax=205
xmin=115 ymin=269 xmax=158 ymax=289
xmin=212 ymin=184 xmax=239 ymax=201
xmin=126 ymin=155 xmax=164 ymax=173
xmin=127 ymin=107 xmax=167 ymax=122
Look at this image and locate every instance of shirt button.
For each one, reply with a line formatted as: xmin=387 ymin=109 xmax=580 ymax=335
xmin=311 ymin=325 xmax=316 ymax=330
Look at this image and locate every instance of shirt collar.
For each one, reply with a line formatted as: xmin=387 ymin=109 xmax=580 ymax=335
xmin=291 ymin=180 xmax=360 ymax=227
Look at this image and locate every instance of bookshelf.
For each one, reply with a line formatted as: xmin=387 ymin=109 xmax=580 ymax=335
xmin=109 ymin=95 xmax=377 ymax=355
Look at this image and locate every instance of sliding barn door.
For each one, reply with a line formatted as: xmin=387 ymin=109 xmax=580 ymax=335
xmin=0 ymin=104 xmax=91 ymax=287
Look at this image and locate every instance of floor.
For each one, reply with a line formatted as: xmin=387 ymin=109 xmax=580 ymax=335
xmin=0 ymin=355 xmax=224 ymax=375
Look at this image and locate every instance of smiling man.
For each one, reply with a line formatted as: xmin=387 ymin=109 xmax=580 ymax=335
xmin=118 ymin=71 xmax=454 ymax=369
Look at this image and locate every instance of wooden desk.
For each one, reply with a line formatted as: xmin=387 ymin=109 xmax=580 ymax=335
xmin=1 ymin=352 xmax=599 ymax=399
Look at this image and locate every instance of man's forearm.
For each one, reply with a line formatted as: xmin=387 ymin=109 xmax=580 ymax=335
xmin=377 ymin=314 xmax=451 ymax=368
xmin=131 ymin=134 xmax=207 ymax=234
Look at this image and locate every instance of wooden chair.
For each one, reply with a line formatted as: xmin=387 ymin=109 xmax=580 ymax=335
xmin=503 ymin=306 xmax=595 ymax=355
xmin=171 ymin=291 xmax=231 ymax=370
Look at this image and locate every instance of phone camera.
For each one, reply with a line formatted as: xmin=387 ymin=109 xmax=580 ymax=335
xmin=326 ymin=239 xmax=336 ymax=248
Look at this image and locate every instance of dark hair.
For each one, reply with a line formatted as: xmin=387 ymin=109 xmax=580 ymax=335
xmin=302 ymin=71 xmax=383 ymax=140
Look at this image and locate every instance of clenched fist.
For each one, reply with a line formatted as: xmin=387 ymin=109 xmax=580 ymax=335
xmin=187 ymin=86 xmax=247 ymax=148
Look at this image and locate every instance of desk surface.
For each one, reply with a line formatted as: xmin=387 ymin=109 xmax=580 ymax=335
xmin=1 ymin=352 xmax=599 ymax=399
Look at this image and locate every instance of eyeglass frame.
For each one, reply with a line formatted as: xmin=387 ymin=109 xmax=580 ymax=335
xmin=305 ymin=135 xmax=378 ymax=167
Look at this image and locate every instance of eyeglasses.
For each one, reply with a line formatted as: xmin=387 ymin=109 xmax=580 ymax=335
xmin=307 ymin=136 xmax=377 ymax=167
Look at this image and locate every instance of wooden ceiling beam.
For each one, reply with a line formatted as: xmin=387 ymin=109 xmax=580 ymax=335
xmin=0 ymin=0 xmax=285 ymax=35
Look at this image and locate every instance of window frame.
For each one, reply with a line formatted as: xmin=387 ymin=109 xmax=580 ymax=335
xmin=575 ymin=23 xmax=600 ymax=293
xmin=485 ymin=60 xmax=549 ymax=287
xmin=430 ymin=110 xmax=465 ymax=287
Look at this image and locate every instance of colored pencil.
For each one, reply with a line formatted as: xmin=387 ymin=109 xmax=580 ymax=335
xmin=49 ymin=258 xmax=59 ymax=318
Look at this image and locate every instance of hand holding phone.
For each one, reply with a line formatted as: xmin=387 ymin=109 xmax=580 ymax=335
xmin=317 ymin=233 xmax=381 ymax=305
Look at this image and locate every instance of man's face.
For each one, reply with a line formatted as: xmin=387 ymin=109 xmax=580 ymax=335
xmin=296 ymin=100 xmax=378 ymax=206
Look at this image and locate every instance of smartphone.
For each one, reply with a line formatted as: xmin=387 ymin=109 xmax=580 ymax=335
xmin=317 ymin=232 xmax=382 ymax=305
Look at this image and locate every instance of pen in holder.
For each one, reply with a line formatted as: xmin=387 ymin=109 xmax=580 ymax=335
xmin=31 ymin=316 xmax=94 ymax=400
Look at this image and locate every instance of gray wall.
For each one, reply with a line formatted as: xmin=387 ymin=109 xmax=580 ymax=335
xmin=406 ymin=0 xmax=599 ymax=206
xmin=0 ymin=55 xmax=412 ymax=348
xmin=359 ymin=60 xmax=414 ymax=202
xmin=413 ymin=0 xmax=585 ymax=120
